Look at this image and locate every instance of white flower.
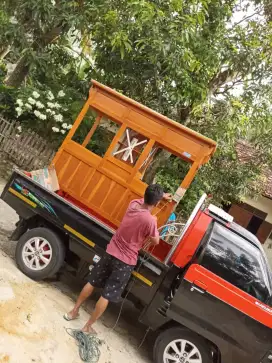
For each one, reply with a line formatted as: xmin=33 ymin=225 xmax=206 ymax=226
xmin=16 ymin=99 xmax=23 ymax=107
xmin=15 ymin=107 xmax=23 ymax=116
xmin=36 ymin=101 xmax=45 ymax=109
xmin=46 ymin=108 xmax=55 ymax=115
xmin=67 ymin=124 xmax=73 ymax=130
xmin=47 ymin=102 xmax=55 ymax=108
xmin=52 ymin=127 xmax=60 ymax=133
xmin=28 ymin=97 xmax=36 ymax=105
xmin=60 ymin=129 xmax=66 ymax=134
xmin=17 ymin=126 xmax=22 ymax=132
xmin=39 ymin=113 xmax=47 ymax=120
xmin=25 ymin=103 xmax=32 ymax=110
xmin=34 ymin=110 xmax=46 ymax=120
xmin=171 ymin=80 xmax=177 ymax=88
xmin=15 ymin=134 xmax=20 ymax=138
xmin=47 ymin=91 xmax=55 ymax=100
xmin=34 ymin=110 xmax=41 ymax=118
xmin=32 ymin=91 xmax=40 ymax=99
xmin=54 ymin=114 xmax=63 ymax=122
xmin=62 ymin=123 xmax=68 ymax=129
xmin=10 ymin=16 xmax=18 ymax=24
xmin=47 ymin=101 xmax=61 ymax=109
xmin=58 ymin=90 xmax=65 ymax=97
xmin=51 ymin=0 xmax=56 ymax=5
xmin=172 ymin=12 xmax=178 ymax=17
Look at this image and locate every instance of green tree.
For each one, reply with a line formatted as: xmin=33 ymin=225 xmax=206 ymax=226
xmin=1 ymin=0 xmax=99 ymax=87
xmin=1 ymin=0 xmax=272 ymax=216
xmin=88 ymin=0 xmax=272 ymax=212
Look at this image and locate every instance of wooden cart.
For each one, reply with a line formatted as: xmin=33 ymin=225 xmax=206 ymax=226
xmin=52 ymin=80 xmax=217 ymax=233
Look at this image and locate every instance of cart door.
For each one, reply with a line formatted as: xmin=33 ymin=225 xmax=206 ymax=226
xmin=167 ymin=223 xmax=272 ymax=363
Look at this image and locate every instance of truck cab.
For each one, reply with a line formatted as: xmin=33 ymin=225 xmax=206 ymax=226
xmin=148 ymin=201 xmax=272 ymax=363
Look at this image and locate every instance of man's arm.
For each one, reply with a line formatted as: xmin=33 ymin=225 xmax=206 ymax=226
xmin=148 ymin=235 xmax=160 ymax=246
xmin=146 ymin=216 xmax=160 ymax=246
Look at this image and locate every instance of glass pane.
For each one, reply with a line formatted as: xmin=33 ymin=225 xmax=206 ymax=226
xmin=113 ymin=128 xmax=149 ymax=166
xmin=200 ymin=223 xmax=270 ymax=303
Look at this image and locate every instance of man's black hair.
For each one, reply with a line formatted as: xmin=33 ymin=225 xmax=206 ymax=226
xmin=144 ymin=184 xmax=164 ymax=206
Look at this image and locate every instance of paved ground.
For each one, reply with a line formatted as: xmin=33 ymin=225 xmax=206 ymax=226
xmin=0 ymin=178 xmax=152 ymax=363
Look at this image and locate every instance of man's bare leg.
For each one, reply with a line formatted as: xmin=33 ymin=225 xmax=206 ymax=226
xmin=66 ymin=283 xmax=95 ymax=319
xmin=81 ymin=296 xmax=109 ymax=334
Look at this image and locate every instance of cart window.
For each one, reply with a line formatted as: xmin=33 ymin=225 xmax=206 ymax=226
xmin=200 ymin=223 xmax=271 ymax=304
xmin=72 ymin=109 xmax=120 ymax=157
xmin=141 ymin=149 xmax=190 ymax=194
xmin=113 ymin=128 xmax=149 ymax=166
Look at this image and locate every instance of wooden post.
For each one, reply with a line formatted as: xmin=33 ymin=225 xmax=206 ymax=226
xmin=128 ymin=139 xmax=156 ymax=183
xmin=172 ymin=159 xmax=203 ymax=206
xmin=63 ymin=99 xmax=91 ymax=144
xmin=82 ymin=114 xmax=102 ymax=147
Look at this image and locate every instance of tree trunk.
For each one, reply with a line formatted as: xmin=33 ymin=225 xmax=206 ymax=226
xmin=143 ymin=149 xmax=171 ymax=185
xmin=5 ymin=26 xmax=62 ymax=87
xmin=0 ymin=45 xmax=11 ymax=60
xmin=5 ymin=54 xmax=30 ymax=87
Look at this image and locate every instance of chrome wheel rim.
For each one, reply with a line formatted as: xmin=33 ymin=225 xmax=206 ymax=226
xmin=163 ymin=339 xmax=202 ymax=363
xmin=22 ymin=237 xmax=52 ymax=271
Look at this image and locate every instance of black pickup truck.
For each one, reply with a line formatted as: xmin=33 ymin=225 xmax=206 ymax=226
xmin=1 ymin=170 xmax=272 ymax=363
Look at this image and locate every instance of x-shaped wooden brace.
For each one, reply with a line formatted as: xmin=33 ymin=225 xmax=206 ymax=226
xmin=113 ymin=129 xmax=147 ymax=163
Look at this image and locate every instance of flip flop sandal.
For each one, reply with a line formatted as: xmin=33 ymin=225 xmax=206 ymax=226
xmin=63 ymin=313 xmax=79 ymax=321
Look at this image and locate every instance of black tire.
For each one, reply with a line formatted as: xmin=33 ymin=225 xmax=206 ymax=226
xmin=15 ymin=227 xmax=65 ymax=281
xmin=154 ymin=327 xmax=212 ymax=363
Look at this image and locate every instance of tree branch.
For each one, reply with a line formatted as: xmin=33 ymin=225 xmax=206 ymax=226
xmin=64 ymin=45 xmax=92 ymax=65
xmin=208 ymin=69 xmax=235 ymax=95
xmin=232 ymin=11 xmax=262 ymax=28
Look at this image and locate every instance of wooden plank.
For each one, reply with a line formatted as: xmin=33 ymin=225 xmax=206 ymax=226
xmin=82 ymin=114 xmax=102 ymax=147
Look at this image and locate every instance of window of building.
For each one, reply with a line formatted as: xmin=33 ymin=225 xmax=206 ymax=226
xmin=199 ymin=223 xmax=271 ymax=304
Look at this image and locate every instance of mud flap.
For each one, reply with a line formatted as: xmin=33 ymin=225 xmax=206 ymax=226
xmin=10 ymin=218 xmax=28 ymax=241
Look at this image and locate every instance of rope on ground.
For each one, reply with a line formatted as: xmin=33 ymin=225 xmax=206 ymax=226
xmin=66 ymin=328 xmax=103 ymax=363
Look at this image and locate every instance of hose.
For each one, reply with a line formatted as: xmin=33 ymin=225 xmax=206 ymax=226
xmin=66 ymin=328 xmax=103 ymax=363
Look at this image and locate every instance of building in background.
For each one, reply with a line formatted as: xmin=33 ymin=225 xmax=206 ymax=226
xmin=228 ymin=141 xmax=272 ymax=250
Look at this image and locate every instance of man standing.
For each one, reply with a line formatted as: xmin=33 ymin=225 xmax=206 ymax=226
xmin=64 ymin=184 xmax=171 ymax=334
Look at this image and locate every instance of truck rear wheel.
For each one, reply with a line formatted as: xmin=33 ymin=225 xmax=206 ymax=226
xmin=154 ymin=327 xmax=212 ymax=363
xmin=15 ymin=227 xmax=65 ymax=281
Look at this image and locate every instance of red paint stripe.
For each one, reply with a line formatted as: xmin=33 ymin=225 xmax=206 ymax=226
xmin=186 ymin=264 xmax=272 ymax=328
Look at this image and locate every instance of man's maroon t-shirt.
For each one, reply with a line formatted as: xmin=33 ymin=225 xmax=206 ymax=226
xmin=106 ymin=199 xmax=159 ymax=266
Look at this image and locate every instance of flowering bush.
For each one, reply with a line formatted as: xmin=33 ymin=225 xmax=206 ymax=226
xmin=15 ymin=88 xmax=73 ymax=138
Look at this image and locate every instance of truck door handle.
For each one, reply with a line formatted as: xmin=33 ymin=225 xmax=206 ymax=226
xmin=190 ymin=280 xmax=207 ymax=294
xmin=190 ymin=285 xmax=206 ymax=294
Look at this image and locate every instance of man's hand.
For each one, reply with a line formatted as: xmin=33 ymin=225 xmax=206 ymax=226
xmin=149 ymin=236 xmax=160 ymax=246
xmin=163 ymin=193 xmax=173 ymax=201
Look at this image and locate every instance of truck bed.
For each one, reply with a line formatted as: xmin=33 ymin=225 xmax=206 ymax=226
xmin=1 ymin=170 xmax=170 ymax=306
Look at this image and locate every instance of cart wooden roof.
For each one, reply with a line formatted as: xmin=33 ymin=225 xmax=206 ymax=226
xmin=89 ymin=80 xmax=217 ymax=165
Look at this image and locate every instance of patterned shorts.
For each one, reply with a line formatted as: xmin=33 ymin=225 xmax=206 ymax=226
xmin=87 ymin=253 xmax=134 ymax=303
